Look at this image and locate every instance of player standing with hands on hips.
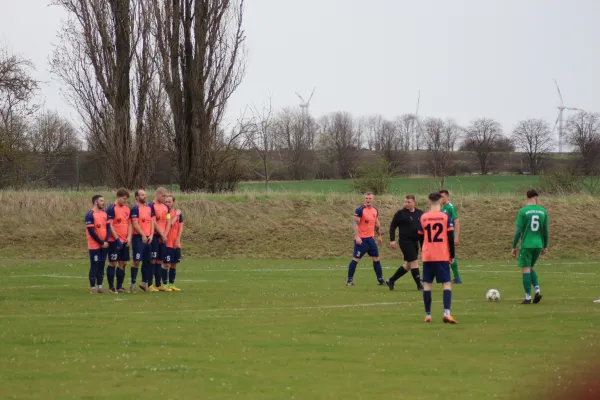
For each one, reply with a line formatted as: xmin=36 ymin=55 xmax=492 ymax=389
xmin=346 ymin=192 xmax=385 ymax=286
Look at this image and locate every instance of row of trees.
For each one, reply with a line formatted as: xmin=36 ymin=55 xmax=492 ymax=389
xmin=244 ymin=105 xmax=600 ymax=189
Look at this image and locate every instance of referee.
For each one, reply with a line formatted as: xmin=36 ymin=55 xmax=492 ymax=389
xmin=386 ymin=195 xmax=424 ymax=291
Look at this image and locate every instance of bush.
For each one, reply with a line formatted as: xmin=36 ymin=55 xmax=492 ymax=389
xmin=533 ymin=171 xmax=584 ymax=195
xmin=350 ymin=159 xmax=392 ymax=195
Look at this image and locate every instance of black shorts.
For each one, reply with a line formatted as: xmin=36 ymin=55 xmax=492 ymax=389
xmin=399 ymin=240 xmax=419 ymax=262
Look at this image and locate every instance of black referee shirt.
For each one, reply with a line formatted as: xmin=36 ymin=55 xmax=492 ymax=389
xmin=389 ymin=208 xmax=423 ymax=242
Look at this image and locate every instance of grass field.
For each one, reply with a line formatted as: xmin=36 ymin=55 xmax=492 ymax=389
xmin=236 ymin=175 xmax=540 ymax=195
xmin=2 ymin=258 xmax=600 ymax=399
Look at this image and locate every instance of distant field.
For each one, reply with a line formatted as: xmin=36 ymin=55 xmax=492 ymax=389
xmin=237 ymin=175 xmax=540 ymax=195
xmin=1 ymin=258 xmax=599 ymax=399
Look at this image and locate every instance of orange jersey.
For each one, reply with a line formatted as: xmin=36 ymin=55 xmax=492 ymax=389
xmin=130 ymin=204 xmax=154 ymax=237
xmin=166 ymin=210 xmax=184 ymax=248
xmin=150 ymin=201 xmax=169 ymax=234
xmin=418 ymin=210 xmax=455 ymax=262
xmin=354 ymin=205 xmax=379 ymax=239
xmin=85 ymin=210 xmax=108 ymax=250
xmin=106 ymin=204 xmax=130 ymax=242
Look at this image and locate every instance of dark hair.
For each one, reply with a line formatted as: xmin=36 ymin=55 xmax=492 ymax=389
xmin=439 ymin=189 xmax=449 ymax=196
xmin=428 ymin=192 xmax=442 ymax=202
xmin=167 ymin=195 xmax=176 ymax=202
xmin=526 ymin=189 xmax=539 ymax=199
xmin=134 ymin=189 xmax=143 ymax=199
xmin=364 ymin=192 xmax=374 ymax=196
xmin=116 ymin=188 xmax=130 ymax=198
xmin=92 ymin=194 xmax=103 ymax=204
xmin=405 ymin=195 xmax=415 ymax=200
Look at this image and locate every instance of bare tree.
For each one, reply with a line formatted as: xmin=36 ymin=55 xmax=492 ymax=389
xmin=394 ymin=114 xmax=414 ymax=151
xmin=318 ymin=112 xmax=359 ymax=178
xmin=151 ymin=0 xmax=246 ymax=192
xmin=365 ymin=115 xmax=406 ymax=172
xmin=28 ymin=110 xmax=81 ymax=186
xmin=463 ymin=118 xmax=503 ymax=175
xmin=51 ymin=0 xmax=161 ymax=188
xmin=512 ymin=119 xmax=553 ymax=175
xmin=0 ymin=48 xmax=40 ymax=187
xmin=567 ymin=112 xmax=600 ymax=176
xmin=273 ymin=108 xmax=317 ymax=180
xmin=246 ymin=98 xmax=278 ymax=191
xmin=422 ymin=118 xmax=460 ymax=187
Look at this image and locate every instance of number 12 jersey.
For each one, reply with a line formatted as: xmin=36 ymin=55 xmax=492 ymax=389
xmin=418 ymin=210 xmax=455 ymax=262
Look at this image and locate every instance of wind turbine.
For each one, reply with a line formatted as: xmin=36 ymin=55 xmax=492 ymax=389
xmin=295 ymin=87 xmax=316 ymax=115
xmin=553 ymin=79 xmax=583 ymax=153
xmin=411 ymin=90 xmax=423 ymax=150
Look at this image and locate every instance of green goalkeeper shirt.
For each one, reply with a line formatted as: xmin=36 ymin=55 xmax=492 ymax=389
xmin=441 ymin=202 xmax=459 ymax=220
xmin=512 ymin=205 xmax=549 ymax=249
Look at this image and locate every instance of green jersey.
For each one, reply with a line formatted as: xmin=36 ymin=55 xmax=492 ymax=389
xmin=512 ymin=205 xmax=549 ymax=249
xmin=441 ymin=202 xmax=459 ymax=220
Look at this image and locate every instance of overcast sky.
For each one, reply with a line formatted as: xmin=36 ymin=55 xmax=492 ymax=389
xmin=1 ymin=0 xmax=599 ymax=139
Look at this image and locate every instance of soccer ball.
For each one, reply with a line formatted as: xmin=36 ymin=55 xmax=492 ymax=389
xmin=486 ymin=289 xmax=500 ymax=302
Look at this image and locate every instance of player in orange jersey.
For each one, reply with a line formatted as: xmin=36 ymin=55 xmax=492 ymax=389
xmin=148 ymin=187 xmax=170 ymax=292
xmin=163 ymin=195 xmax=184 ymax=291
xmin=418 ymin=192 xmax=457 ymax=324
xmin=346 ymin=192 xmax=385 ymax=286
xmin=106 ymin=188 xmax=132 ymax=293
xmin=85 ymin=194 xmax=110 ymax=294
xmin=131 ymin=189 xmax=155 ymax=292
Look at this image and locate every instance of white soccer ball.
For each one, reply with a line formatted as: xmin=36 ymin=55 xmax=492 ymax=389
xmin=486 ymin=289 xmax=500 ymax=302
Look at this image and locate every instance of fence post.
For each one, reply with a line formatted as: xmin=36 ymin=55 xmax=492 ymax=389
xmin=76 ymin=154 xmax=80 ymax=192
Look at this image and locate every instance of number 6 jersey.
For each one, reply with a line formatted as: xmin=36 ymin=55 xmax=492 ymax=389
xmin=514 ymin=205 xmax=548 ymax=249
xmin=418 ymin=210 xmax=455 ymax=262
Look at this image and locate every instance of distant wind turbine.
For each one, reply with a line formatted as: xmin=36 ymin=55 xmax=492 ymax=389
xmin=553 ymin=79 xmax=583 ymax=153
xmin=295 ymin=87 xmax=316 ymax=114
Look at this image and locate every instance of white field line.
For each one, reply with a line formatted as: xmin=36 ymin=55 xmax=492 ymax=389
xmin=1 ymin=298 xmax=599 ymax=319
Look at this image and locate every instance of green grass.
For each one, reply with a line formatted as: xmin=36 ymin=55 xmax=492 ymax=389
xmin=237 ymin=175 xmax=540 ymax=195
xmin=1 ymin=259 xmax=599 ymax=399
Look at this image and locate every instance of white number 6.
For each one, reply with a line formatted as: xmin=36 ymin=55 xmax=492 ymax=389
xmin=531 ymin=215 xmax=539 ymax=232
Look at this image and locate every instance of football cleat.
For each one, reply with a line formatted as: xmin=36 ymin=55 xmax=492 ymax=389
xmin=149 ymin=285 xmax=159 ymax=293
xmin=169 ymin=285 xmax=181 ymax=292
xmin=97 ymin=287 xmax=106 ymax=294
xmin=452 ymin=279 xmax=462 ymax=284
xmin=385 ymin=280 xmax=395 ymax=291
xmin=519 ymin=299 xmax=532 ymax=304
xmin=443 ymin=315 xmax=458 ymax=324
xmin=424 ymin=315 xmax=432 ymax=323
xmin=129 ymin=284 xmax=137 ymax=293
xmin=138 ymin=283 xmax=148 ymax=292
xmin=377 ymin=279 xmax=386 ymax=286
xmin=157 ymin=285 xmax=170 ymax=292
xmin=117 ymin=288 xmax=126 ymax=293
xmin=345 ymin=281 xmax=355 ymax=287
xmin=89 ymin=288 xmax=98 ymax=294
xmin=533 ymin=293 xmax=543 ymax=304
xmin=417 ymin=285 xmax=424 ymax=292
xmin=109 ymin=288 xmax=118 ymax=294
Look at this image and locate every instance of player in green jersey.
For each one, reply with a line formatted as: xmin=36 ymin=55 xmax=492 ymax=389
xmin=511 ymin=189 xmax=548 ymax=304
xmin=440 ymin=190 xmax=462 ymax=284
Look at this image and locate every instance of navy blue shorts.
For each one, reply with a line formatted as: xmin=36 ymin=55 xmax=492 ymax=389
xmin=422 ymin=261 xmax=451 ymax=284
xmin=164 ymin=247 xmax=182 ymax=264
xmin=151 ymin=234 xmax=166 ymax=262
xmin=108 ymin=241 xmax=130 ymax=263
xmin=88 ymin=249 xmax=107 ymax=264
xmin=353 ymin=237 xmax=379 ymax=259
xmin=132 ymin=235 xmax=151 ymax=263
